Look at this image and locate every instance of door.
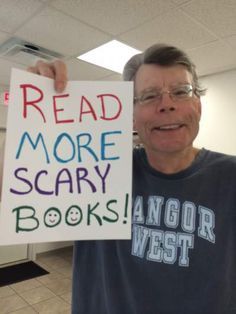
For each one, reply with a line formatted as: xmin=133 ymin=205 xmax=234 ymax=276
xmin=0 ymin=244 xmax=28 ymax=266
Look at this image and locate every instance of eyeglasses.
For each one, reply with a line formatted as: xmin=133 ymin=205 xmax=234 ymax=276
xmin=134 ymin=84 xmax=195 ymax=106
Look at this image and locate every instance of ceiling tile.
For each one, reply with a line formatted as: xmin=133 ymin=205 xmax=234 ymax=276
xmin=0 ymin=31 xmax=10 ymax=45
xmin=187 ymin=41 xmax=236 ymax=77
xmin=182 ymin=0 xmax=236 ymax=37
xmin=66 ymin=59 xmax=115 ymax=81
xmin=225 ymin=34 xmax=236 ymax=48
xmin=171 ymin=0 xmax=191 ymax=4
xmin=15 ymin=6 xmax=111 ymax=56
xmin=119 ymin=9 xmax=217 ymax=51
xmin=0 ymin=0 xmax=43 ymax=33
xmin=0 ymin=0 xmax=235 ymax=87
xmin=50 ymin=0 xmax=175 ymax=35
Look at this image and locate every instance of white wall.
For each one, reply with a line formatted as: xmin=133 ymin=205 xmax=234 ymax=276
xmin=0 ymin=104 xmax=7 ymax=129
xmin=0 ymin=85 xmax=9 ymax=107
xmin=195 ymin=69 xmax=236 ymax=155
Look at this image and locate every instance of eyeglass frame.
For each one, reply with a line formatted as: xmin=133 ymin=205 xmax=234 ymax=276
xmin=133 ymin=84 xmax=196 ymax=106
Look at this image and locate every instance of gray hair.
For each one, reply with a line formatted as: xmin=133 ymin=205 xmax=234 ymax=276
xmin=123 ymin=43 xmax=206 ymax=97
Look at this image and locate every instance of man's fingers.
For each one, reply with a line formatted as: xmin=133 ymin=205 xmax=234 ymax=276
xmin=35 ymin=60 xmax=55 ymax=78
xmin=27 ymin=66 xmax=39 ymax=74
xmin=27 ymin=59 xmax=68 ymax=93
xmin=53 ymin=60 xmax=68 ymax=93
xmin=27 ymin=60 xmax=55 ymax=78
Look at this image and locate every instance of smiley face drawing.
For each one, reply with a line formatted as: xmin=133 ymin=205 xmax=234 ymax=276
xmin=44 ymin=207 xmax=61 ymax=227
xmin=65 ymin=206 xmax=82 ymax=226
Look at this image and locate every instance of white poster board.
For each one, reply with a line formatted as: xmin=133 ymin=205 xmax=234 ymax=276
xmin=0 ymin=69 xmax=133 ymax=245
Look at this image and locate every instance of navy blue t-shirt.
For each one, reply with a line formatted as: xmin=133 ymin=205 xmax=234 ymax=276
xmin=72 ymin=148 xmax=236 ymax=314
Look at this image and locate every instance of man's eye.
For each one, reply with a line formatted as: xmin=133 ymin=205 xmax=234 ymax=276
xmin=173 ymin=88 xmax=189 ymax=97
xmin=142 ymin=92 xmax=159 ymax=101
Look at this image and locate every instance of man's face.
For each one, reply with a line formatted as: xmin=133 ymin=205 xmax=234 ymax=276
xmin=133 ymin=64 xmax=201 ymax=156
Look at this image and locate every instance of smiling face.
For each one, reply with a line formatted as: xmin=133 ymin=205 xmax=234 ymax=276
xmin=44 ymin=208 xmax=61 ymax=227
xmin=65 ymin=206 xmax=82 ymax=226
xmin=134 ymin=64 xmax=201 ymax=160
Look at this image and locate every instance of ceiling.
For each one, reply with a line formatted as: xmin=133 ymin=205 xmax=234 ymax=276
xmin=0 ymin=0 xmax=236 ymax=89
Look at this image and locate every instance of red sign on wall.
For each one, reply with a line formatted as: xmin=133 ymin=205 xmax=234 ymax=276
xmin=4 ymin=92 xmax=9 ymax=105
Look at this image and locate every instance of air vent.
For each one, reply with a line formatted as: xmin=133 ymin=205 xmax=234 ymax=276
xmin=0 ymin=37 xmax=64 ymax=65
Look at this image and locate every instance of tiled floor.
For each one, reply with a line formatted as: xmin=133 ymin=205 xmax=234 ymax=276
xmin=0 ymin=246 xmax=73 ymax=313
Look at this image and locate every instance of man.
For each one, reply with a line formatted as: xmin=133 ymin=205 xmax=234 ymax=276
xmin=19 ymin=44 xmax=236 ymax=313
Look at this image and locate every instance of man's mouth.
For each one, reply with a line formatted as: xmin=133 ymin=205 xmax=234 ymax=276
xmin=153 ymin=124 xmax=184 ymax=131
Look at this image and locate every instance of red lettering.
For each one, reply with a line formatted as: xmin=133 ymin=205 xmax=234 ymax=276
xmin=98 ymin=94 xmax=122 ymax=121
xmin=53 ymin=94 xmax=74 ymax=124
xmin=79 ymin=96 xmax=97 ymax=122
xmin=20 ymin=84 xmax=46 ymax=123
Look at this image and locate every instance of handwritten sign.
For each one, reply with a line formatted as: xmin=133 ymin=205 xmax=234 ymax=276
xmin=0 ymin=69 xmax=133 ymax=245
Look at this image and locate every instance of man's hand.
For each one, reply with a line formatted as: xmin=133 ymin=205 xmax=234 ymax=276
xmin=27 ymin=59 xmax=68 ymax=93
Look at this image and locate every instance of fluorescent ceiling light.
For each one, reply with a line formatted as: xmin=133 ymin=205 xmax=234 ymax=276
xmin=77 ymin=40 xmax=141 ymax=74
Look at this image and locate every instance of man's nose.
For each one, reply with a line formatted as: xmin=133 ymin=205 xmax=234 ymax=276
xmin=156 ymin=92 xmax=176 ymax=113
